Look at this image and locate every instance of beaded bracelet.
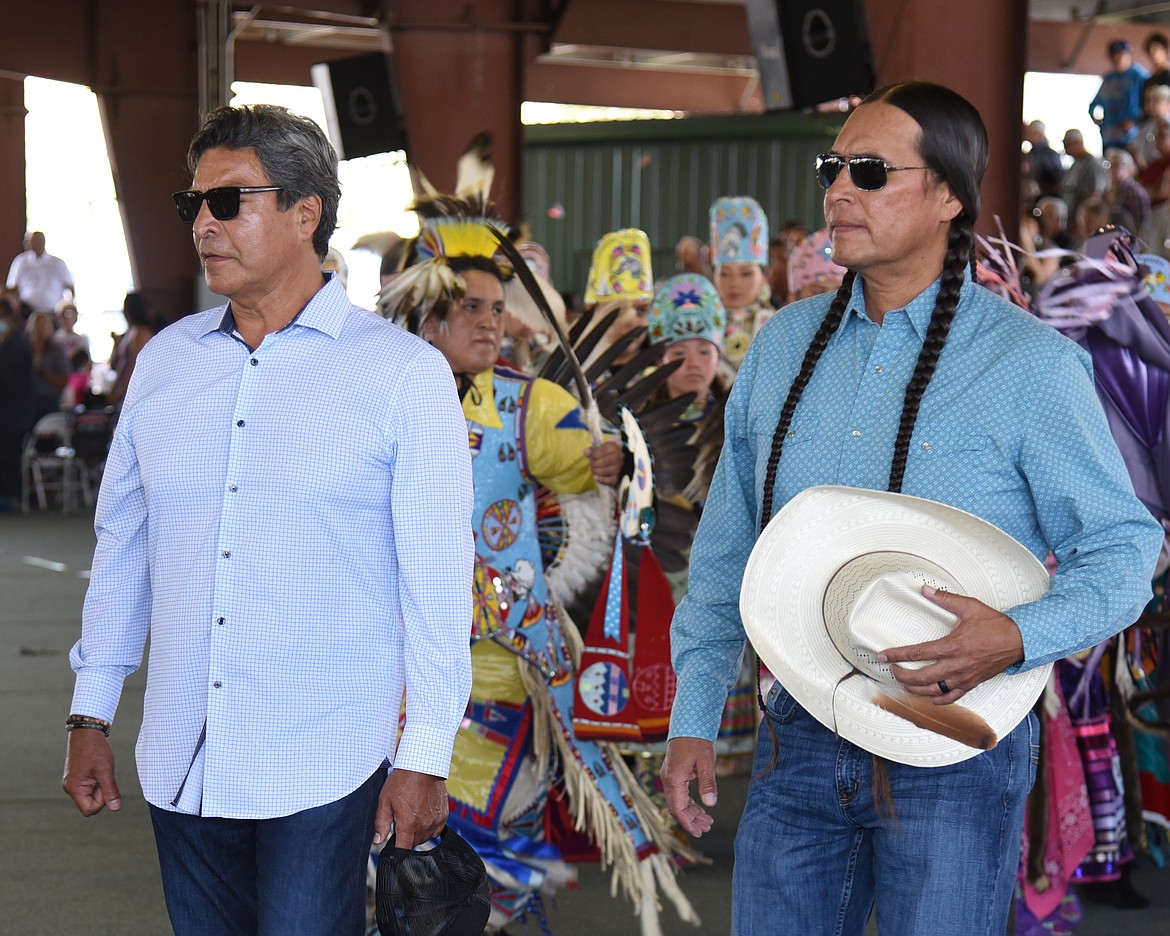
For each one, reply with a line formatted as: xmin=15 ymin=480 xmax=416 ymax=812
xmin=66 ymin=715 xmax=111 ymax=737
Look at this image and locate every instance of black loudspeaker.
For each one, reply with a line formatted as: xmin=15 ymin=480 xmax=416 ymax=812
xmin=311 ymin=52 xmax=409 ymax=160
xmin=745 ymin=0 xmax=875 ymax=111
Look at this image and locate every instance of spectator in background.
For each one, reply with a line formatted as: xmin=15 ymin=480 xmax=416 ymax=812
xmin=52 ymin=302 xmax=90 ymax=364
xmin=26 ymin=309 xmax=69 ymax=421
xmin=1035 ymin=195 xmax=1074 ymax=251
xmin=1140 ymin=118 xmax=1170 ymax=203
xmin=1144 ymin=32 xmax=1170 ymax=100
xmin=767 ymin=220 xmax=811 ymax=309
xmin=1022 ymin=120 xmax=1065 ymax=198
xmin=6 ymin=231 xmax=74 ymax=312
xmin=1141 ymin=164 xmax=1170 ymax=257
xmin=106 ymin=291 xmax=155 ymax=408
xmin=1105 ymin=147 xmax=1151 ymax=232
xmin=1075 ymin=195 xmax=1113 ymax=247
xmin=0 ymin=297 xmax=35 ymax=508
xmin=1091 ymin=39 xmax=1149 ymax=151
xmin=64 ymin=348 xmax=92 ymax=410
xmin=1134 ymin=84 xmax=1170 ymax=167
xmin=675 ymin=235 xmax=710 ymax=278
xmin=1061 ymin=128 xmax=1109 ymax=218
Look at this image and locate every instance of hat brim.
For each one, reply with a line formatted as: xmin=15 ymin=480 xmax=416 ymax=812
xmin=740 ymin=486 xmax=1052 ymax=767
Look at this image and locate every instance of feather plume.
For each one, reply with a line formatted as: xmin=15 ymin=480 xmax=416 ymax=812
xmin=455 ymin=131 xmax=495 ymax=204
xmin=489 ymin=225 xmax=602 ymax=444
xmin=869 ymin=682 xmax=997 ymax=751
xmin=350 ymin=230 xmax=405 ymax=257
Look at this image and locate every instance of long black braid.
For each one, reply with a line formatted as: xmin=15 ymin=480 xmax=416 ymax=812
xmin=886 ymin=217 xmax=973 ymax=493
xmin=758 ymin=270 xmax=857 ymax=528
xmin=757 ymin=217 xmax=973 ymax=531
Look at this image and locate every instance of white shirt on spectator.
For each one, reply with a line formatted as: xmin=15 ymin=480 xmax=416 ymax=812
xmin=7 ymin=249 xmax=74 ymax=310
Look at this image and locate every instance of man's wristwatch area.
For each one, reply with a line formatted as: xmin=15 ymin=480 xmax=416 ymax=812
xmin=66 ymin=715 xmax=111 ymax=737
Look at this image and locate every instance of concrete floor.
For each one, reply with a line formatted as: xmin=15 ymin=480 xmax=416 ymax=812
xmin=2 ymin=510 xmax=1169 ymax=935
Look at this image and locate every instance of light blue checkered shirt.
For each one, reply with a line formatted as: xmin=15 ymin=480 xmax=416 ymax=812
xmin=69 ymin=275 xmax=474 ymax=818
xmin=670 ymin=274 xmax=1165 ymax=743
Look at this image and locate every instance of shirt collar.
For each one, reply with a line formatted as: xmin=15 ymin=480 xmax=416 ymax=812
xmin=846 ymin=269 xmax=971 ymax=341
xmin=199 ymin=272 xmax=348 ymax=341
xmin=463 ymin=368 xmax=503 ymax=429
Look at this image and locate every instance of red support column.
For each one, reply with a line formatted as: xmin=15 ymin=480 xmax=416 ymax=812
xmin=388 ymin=0 xmax=533 ymax=221
xmin=864 ymin=0 xmax=1028 ymax=241
xmin=0 ymin=78 xmax=28 ymax=271
xmin=92 ymin=0 xmax=202 ymax=326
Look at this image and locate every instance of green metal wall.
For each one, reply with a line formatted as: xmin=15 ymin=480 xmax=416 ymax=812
xmin=523 ymin=111 xmax=843 ymax=296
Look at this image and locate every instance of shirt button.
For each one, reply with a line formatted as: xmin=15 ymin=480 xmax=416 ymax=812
xmin=874 ymin=365 xmax=883 ymax=374
xmin=217 ymin=616 xmax=225 ymax=625
xmin=229 ymin=483 xmax=238 ymax=492
xmin=787 ymin=430 xmax=795 ymax=439
xmin=222 ymin=550 xmax=231 ymax=558
xmin=213 ymin=680 xmax=222 ymax=689
xmin=236 ymin=419 xmax=245 ymax=427
xmin=852 ymin=429 xmax=862 ymax=438
xmin=922 ymin=441 xmax=932 ymax=450
xmin=250 ymin=358 xmax=258 ymax=366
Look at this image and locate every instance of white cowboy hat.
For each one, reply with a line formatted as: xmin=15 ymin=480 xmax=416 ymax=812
xmin=740 ymin=485 xmax=1052 ymax=767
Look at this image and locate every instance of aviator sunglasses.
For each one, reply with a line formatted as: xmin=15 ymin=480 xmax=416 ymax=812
xmin=172 ymin=186 xmax=283 ymax=223
xmin=815 ymin=154 xmax=929 ymax=192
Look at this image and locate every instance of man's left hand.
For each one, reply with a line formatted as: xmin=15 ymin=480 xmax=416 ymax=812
xmin=373 ymin=768 xmax=448 ymax=849
xmin=586 ymin=441 xmax=624 ymax=488
xmin=877 ymin=584 xmax=1025 ymax=703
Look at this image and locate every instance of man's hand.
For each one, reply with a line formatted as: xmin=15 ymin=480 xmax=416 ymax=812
xmin=585 ymin=440 xmax=624 ymax=488
xmin=373 ymin=768 xmax=448 ymax=849
xmin=877 ymin=584 xmax=1025 ymax=703
xmin=661 ymin=737 xmax=718 ymax=838
xmin=62 ymin=728 xmax=122 ymax=816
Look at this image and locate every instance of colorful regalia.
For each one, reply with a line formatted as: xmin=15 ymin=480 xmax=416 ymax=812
xmin=376 ymin=161 xmax=697 ymax=934
xmin=986 ymin=227 xmax=1170 ymax=930
xmin=710 ymin=195 xmax=772 ymax=367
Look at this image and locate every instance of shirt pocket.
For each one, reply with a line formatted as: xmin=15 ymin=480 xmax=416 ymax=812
xmin=750 ymin=409 xmax=820 ymax=450
xmin=908 ymin=421 xmax=991 ymax=460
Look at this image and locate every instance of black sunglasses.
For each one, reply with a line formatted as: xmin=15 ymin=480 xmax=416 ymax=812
xmin=172 ymin=186 xmax=283 ymax=223
xmin=815 ymin=154 xmax=929 ymax=192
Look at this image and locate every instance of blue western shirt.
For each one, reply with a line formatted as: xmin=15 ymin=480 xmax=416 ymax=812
xmin=69 ymin=275 xmax=475 ymax=818
xmin=669 ymin=274 xmax=1164 ymax=743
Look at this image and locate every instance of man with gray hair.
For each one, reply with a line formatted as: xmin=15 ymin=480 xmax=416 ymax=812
xmin=62 ymin=104 xmax=475 ymax=934
xmin=1061 ymin=128 xmax=1109 ymax=218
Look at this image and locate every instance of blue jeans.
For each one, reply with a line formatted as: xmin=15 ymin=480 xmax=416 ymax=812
xmin=731 ymin=682 xmax=1038 ymax=936
xmin=149 ymin=768 xmax=384 ymax=936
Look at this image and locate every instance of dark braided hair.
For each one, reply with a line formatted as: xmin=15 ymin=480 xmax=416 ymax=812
xmin=758 ymin=270 xmax=857 ymax=528
xmin=758 ymin=81 xmax=988 ymax=531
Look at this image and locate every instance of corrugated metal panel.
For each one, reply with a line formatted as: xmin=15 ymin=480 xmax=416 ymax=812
xmin=524 ymin=113 xmax=841 ymax=295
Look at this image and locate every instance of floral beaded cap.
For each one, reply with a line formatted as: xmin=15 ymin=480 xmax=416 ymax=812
xmin=787 ymin=229 xmax=847 ymax=296
xmin=648 ymin=274 xmax=726 ymax=347
xmin=710 ymin=195 xmax=768 ymax=267
xmin=583 ymin=228 xmax=654 ymax=305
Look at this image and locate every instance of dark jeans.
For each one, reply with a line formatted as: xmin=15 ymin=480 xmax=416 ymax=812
xmin=731 ymin=682 xmax=1038 ymax=936
xmin=149 ymin=768 xmax=384 ymax=936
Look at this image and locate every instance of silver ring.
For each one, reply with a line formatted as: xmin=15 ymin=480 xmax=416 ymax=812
xmin=937 ymin=679 xmax=951 ymax=694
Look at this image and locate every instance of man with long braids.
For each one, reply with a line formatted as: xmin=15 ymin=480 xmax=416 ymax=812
xmin=661 ymin=81 xmax=1165 ymax=934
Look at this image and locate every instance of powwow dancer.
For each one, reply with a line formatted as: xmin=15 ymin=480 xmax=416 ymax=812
xmin=379 ymin=187 xmax=698 ymax=935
